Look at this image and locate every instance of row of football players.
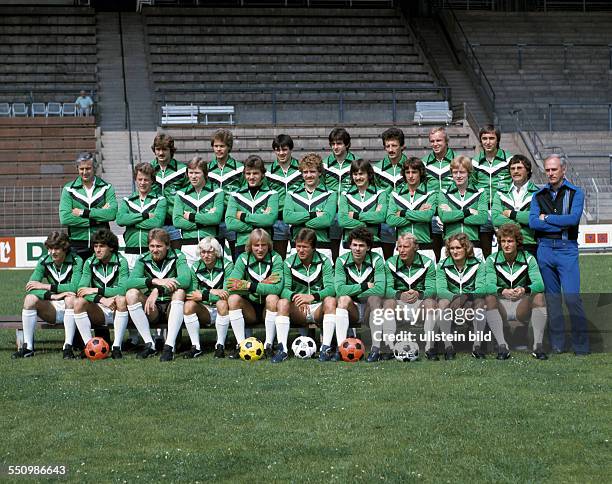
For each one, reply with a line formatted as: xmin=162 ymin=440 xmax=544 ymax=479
xmin=59 ymin=125 xmax=526 ymax=265
xmin=14 ymin=221 xmax=548 ymax=362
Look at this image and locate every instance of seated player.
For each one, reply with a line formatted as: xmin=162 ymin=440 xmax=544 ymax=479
xmin=13 ymin=231 xmax=83 ymax=359
xmin=438 ymin=155 xmax=488 ymax=259
xmin=492 ymin=154 xmax=539 ymax=256
xmin=266 ymin=134 xmax=301 ymax=258
xmin=149 ymin=133 xmax=187 ymax=248
xmin=225 ymin=229 xmax=284 ymax=358
xmin=183 ymin=237 xmax=233 ymax=359
xmin=173 ymin=156 xmax=224 ymax=266
xmin=373 ymin=127 xmax=407 ymax=259
xmin=225 ymin=155 xmax=279 ymax=257
xmin=386 ymin=157 xmax=438 ymax=261
xmin=283 ymin=153 xmax=337 ymax=257
xmin=337 ymin=159 xmax=387 ymax=255
xmin=125 ymin=228 xmax=191 ymax=361
xmin=116 ymin=162 xmax=167 ymax=269
xmin=273 ymin=228 xmax=336 ymax=363
xmin=59 ymin=151 xmax=117 ymax=259
xmin=484 ymin=224 xmax=548 ymax=360
xmin=71 ymin=229 xmax=129 ymax=359
xmin=436 ymin=234 xmax=487 ymax=359
xmin=328 ymin=228 xmax=386 ymax=362
xmin=370 ymin=233 xmax=437 ymax=362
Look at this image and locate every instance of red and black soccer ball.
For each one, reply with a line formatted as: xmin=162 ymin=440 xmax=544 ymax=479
xmin=339 ymin=338 xmax=365 ymax=362
xmin=85 ymin=337 xmax=110 ymax=361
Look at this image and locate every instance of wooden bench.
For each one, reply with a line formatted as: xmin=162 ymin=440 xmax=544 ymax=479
xmin=413 ymin=101 xmax=453 ymax=126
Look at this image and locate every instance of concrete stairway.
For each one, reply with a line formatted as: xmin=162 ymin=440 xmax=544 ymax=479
xmin=415 ymin=17 xmax=491 ymax=128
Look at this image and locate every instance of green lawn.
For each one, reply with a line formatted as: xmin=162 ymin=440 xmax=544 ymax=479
xmin=1 ymin=255 xmax=611 ymax=482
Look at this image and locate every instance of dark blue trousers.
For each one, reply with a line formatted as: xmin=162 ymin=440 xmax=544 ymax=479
xmin=537 ymin=239 xmax=590 ymax=354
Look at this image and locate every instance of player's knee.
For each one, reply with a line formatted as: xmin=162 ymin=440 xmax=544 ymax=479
xmin=277 ymin=298 xmax=291 ymax=315
xmin=172 ymin=289 xmax=186 ymax=301
xmin=265 ymin=294 xmax=279 ymax=310
xmin=532 ymin=293 xmax=546 ymax=308
xmin=382 ymin=298 xmax=396 ymax=310
xmin=184 ymin=300 xmax=198 ymax=315
xmin=64 ymin=295 xmax=75 ymax=309
xmin=367 ymin=295 xmax=383 ymax=309
xmin=485 ymin=295 xmax=498 ymax=309
xmin=323 ymin=296 xmax=336 ymax=313
xmin=337 ymin=296 xmax=352 ymax=309
xmin=125 ymin=289 xmax=141 ymax=305
xmin=115 ymin=296 xmax=127 ymax=311
xmin=74 ymin=297 xmax=88 ymax=312
xmin=216 ymin=299 xmax=229 ymax=315
xmin=227 ymin=294 xmax=242 ymax=309
xmin=23 ymin=294 xmax=39 ymax=310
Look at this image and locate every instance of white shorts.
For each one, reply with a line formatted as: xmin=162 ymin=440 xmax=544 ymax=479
xmin=181 ymin=244 xmax=199 ymax=268
xmin=201 ymin=304 xmax=217 ymax=326
xmin=394 ymin=300 xmax=424 ymax=325
xmin=304 ymin=302 xmax=323 ymax=323
xmin=499 ymin=298 xmax=521 ymax=322
xmin=51 ymin=300 xmax=65 ymax=324
xmin=98 ymin=303 xmax=115 ymax=325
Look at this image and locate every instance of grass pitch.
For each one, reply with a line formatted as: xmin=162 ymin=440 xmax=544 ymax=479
xmin=1 ymin=255 xmax=612 ymax=482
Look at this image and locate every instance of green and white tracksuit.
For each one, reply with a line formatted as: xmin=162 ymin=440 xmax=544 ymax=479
xmin=472 ymin=149 xmax=512 ymax=210
xmin=384 ymin=253 xmax=436 ymax=300
xmin=337 ymin=185 xmax=387 ymax=243
xmin=422 ymin=148 xmax=456 ymax=194
xmin=438 ymin=183 xmax=488 ymax=242
xmin=188 ymin=256 xmax=234 ymax=306
xmin=386 ymin=183 xmax=437 ymax=244
xmin=207 ymin=156 xmax=243 ymax=206
xmin=266 ymin=158 xmax=302 ymax=215
xmin=283 ymin=183 xmax=337 ymax=245
xmin=373 ymin=154 xmax=407 ymax=193
xmin=281 ymin=251 xmax=336 ymax=302
xmin=59 ymin=176 xmax=117 ymax=248
xmin=150 ymin=158 xmax=188 ymax=225
xmin=172 ymin=181 xmax=224 ymax=242
xmin=491 ymin=181 xmax=540 ymax=247
xmin=323 ymin=151 xmax=357 ymax=196
xmin=225 ymin=182 xmax=279 ymax=248
xmin=116 ymin=191 xmax=167 ymax=258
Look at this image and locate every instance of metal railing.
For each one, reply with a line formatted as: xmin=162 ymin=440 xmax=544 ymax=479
xmin=118 ymin=13 xmax=135 ymax=192
xmin=157 ymin=85 xmax=451 ymax=125
xmin=433 ymin=0 xmax=612 ymax=11
xmin=590 ymin=178 xmax=600 ymax=222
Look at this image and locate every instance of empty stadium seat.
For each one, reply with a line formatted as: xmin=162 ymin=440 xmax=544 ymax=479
xmin=0 ymin=103 xmax=10 ymax=117
xmin=47 ymin=102 xmax=62 ymax=116
xmin=62 ymin=102 xmax=77 ymax=116
xmin=12 ymin=103 xmax=28 ymax=116
xmin=31 ymin=103 xmax=47 ymax=117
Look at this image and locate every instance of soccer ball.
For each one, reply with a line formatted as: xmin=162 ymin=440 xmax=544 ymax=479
xmin=85 ymin=337 xmax=110 ymax=361
xmin=393 ymin=341 xmax=420 ymax=362
xmin=291 ymin=336 xmax=317 ymax=359
xmin=239 ymin=337 xmax=264 ymax=362
xmin=339 ymin=337 xmax=365 ymax=362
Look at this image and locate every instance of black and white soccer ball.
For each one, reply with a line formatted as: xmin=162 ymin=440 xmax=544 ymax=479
xmin=393 ymin=341 xmax=419 ymax=362
xmin=291 ymin=336 xmax=317 ymax=359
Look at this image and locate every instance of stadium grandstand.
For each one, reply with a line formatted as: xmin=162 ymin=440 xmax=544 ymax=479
xmin=0 ymin=0 xmax=611 ymax=240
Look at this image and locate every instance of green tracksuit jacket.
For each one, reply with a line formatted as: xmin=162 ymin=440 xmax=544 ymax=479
xmin=334 ymin=251 xmax=386 ymax=300
xmin=281 ymin=251 xmax=335 ymax=301
xmin=207 ymin=156 xmax=243 ymax=206
xmin=484 ymin=250 xmax=544 ymax=295
xmin=226 ymin=251 xmax=284 ymax=305
xmin=372 ymin=154 xmax=407 ymax=193
xmin=150 ymin=158 xmax=188 ymax=225
xmin=79 ymin=252 xmax=129 ymax=303
xmin=323 ymin=151 xmax=357 ymax=196
xmin=27 ymin=252 xmax=83 ymax=300
xmin=491 ymin=181 xmax=540 ymax=246
xmin=266 ymin=158 xmax=302 ymax=214
xmin=422 ymin=148 xmax=456 ymax=194
xmin=472 ymin=149 xmax=512 ymax=209
xmin=283 ymin=184 xmax=337 ymax=243
xmin=59 ymin=176 xmax=117 ymax=246
xmin=436 ymin=256 xmax=485 ymax=300
xmin=384 ymin=253 xmax=436 ymax=299
xmin=386 ymin=183 xmax=437 ymax=243
xmin=188 ymin=256 xmax=234 ymax=305
xmin=172 ymin=181 xmax=224 ymax=242
xmin=338 ymin=185 xmax=387 ymax=243
xmin=116 ymin=191 xmax=167 ymax=254
xmin=438 ymin=184 xmax=488 ymax=241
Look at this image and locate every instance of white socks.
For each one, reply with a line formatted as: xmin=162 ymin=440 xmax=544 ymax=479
xmin=74 ymin=312 xmax=92 ymax=344
xmin=335 ymin=308 xmax=350 ymax=345
xmin=229 ymin=309 xmax=246 ymax=345
xmin=423 ymin=313 xmax=437 ymax=351
xmin=127 ymin=302 xmax=154 ymax=345
xmin=184 ymin=313 xmax=201 ymax=350
xmin=264 ymin=311 xmax=277 ymax=347
xmin=473 ymin=309 xmax=487 ymax=349
xmin=22 ymin=309 xmax=37 ymax=350
xmin=215 ymin=313 xmax=230 ymax=346
xmin=63 ymin=308 xmax=75 ymax=350
xmin=275 ymin=315 xmax=290 ymax=353
xmin=164 ymin=300 xmax=185 ymax=349
xmin=112 ymin=311 xmax=129 ymax=349
xmin=531 ymin=307 xmax=547 ymax=349
xmin=486 ymin=309 xmax=507 ymax=348
xmin=322 ymin=313 xmax=335 ymax=347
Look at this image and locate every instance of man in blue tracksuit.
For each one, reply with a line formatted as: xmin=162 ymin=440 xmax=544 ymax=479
xmin=529 ymin=155 xmax=589 ymax=355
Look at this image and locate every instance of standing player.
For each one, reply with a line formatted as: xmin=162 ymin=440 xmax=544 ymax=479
xmin=373 ymin=128 xmax=407 ymax=259
xmin=436 ymin=234 xmax=488 ymax=359
xmin=328 ymin=228 xmax=386 ymax=362
xmin=386 ymin=157 xmax=437 ymax=261
xmin=273 ymin=228 xmax=336 ymax=363
xmin=71 ymin=229 xmax=129 ymax=359
xmin=225 ymin=155 xmax=279 ymax=257
xmin=492 ymin=154 xmax=539 ymax=256
xmin=149 ymin=133 xmax=187 ymax=248
xmin=59 ymin=151 xmax=117 ymax=259
xmin=207 ymin=129 xmax=242 ymax=250
xmin=182 ymin=237 xmax=233 ymax=359
xmin=484 ymin=224 xmax=548 ymax=360
xmin=266 ymin=134 xmax=302 ymax=258
xmin=438 ymin=155 xmax=488 ymax=259
xmin=225 ymin=229 xmax=284 ymax=357
xmin=116 ymin=162 xmax=167 ymax=269
xmin=323 ymin=128 xmax=357 ymax=260
xmin=472 ymin=125 xmax=513 ymax=258
xmin=125 ymin=228 xmax=191 ymax=361
xmin=13 ymin=232 xmax=82 ymax=359
xmin=372 ymin=233 xmax=438 ymax=361
xmin=337 ymin=159 xmax=387 ymax=254
xmin=422 ymin=127 xmax=456 ymax=260
xmin=283 ymin=153 xmax=337 ymax=256
xmin=529 ymin=154 xmax=589 ymax=356
xmin=172 ymin=156 xmax=224 ymax=266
